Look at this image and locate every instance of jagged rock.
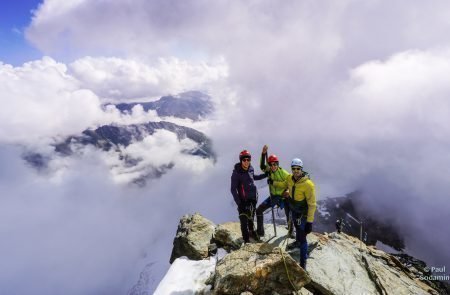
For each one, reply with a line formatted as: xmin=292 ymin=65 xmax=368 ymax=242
xmin=163 ymin=214 xmax=443 ymax=295
xmin=214 ymin=222 xmax=244 ymax=251
xmin=213 ymin=243 xmax=310 ymax=295
xmin=114 ymin=91 xmax=214 ymax=121
xmin=169 ymin=213 xmax=216 ymax=263
xmin=306 ymin=232 xmax=439 ymax=295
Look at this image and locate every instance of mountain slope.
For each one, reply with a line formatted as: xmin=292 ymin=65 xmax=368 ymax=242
xmin=113 ymin=91 xmax=214 ymax=121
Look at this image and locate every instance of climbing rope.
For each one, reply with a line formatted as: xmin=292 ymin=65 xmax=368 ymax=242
xmin=278 ymin=213 xmax=299 ymax=293
xmin=259 ymin=210 xmax=299 ymax=293
xmin=238 ymin=203 xmax=261 ymax=241
xmin=239 ymin=202 xmax=301 ymax=293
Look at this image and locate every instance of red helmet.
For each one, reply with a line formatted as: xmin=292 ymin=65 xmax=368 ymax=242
xmin=268 ymin=154 xmax=279 ymax=163
xmin=239 ymin=150 xmax=251 ymax=161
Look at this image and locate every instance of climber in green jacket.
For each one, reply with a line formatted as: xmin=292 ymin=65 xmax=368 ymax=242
xmin=275 ymin=157 xmax=317 ymax=269
xmin=255 ymin=145 xmax=291 ymax=237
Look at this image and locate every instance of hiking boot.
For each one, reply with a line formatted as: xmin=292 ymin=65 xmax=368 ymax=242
xmin=287 ymin=227 xmax=295 ymax=239
xmin=249 ymin=231 xmax=261 ymax=242
xmin=257 ymin=229 xmax=265 ymax=238
xmin=300 ymin=259 xmax=307 ymax=270
xmin=256 ymin=214 xmax=265 ymax=237
xmin=286 ymin=241 xmax=300 ymax=251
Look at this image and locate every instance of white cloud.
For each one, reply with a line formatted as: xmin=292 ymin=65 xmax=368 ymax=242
xmin=99 ymin=129 xmax=214 ymax=184
xmin=0 ymin=55 xmax=226 ymax=146
xmin=0 ymin=143 xmax=230 ymax=295
xmin=11 ymin=0 xmax=450 ymax=291
xmin=69 ymin=56 xmax=228 ymax=100
xmin=0 ymin=57 xmax=103 ymax=145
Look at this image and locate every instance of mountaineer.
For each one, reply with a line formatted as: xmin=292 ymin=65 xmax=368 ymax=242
xmin=230 ymin=150 xmax=268 ymax=243
xmin=255 ymin=145 xmax=291 ymax=238
xmin=275 ymin=158 xmax=317 ymax=269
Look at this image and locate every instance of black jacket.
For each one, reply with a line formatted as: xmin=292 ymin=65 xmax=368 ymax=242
xmin=230 ymin=163 xmax=267 ymax=206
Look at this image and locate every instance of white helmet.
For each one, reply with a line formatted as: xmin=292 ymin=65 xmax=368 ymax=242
xmin=291 ymin=158 xmax=303 ymax=167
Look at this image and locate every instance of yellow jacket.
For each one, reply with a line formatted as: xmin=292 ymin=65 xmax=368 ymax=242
xmin=274 ymin=174 xmax=317 ymax=222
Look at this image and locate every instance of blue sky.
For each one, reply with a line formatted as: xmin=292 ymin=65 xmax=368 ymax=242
xmin=0 ymin=0 xmax=42 ymax=65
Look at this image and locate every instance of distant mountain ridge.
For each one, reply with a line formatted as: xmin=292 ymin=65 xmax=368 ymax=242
xmin=24 ymin=91 xmax=216 ymax=185
xmin=112 ymin=91 xmax=214 ymax=121
xmin=54 ymin=121 xmax=215 ymax=160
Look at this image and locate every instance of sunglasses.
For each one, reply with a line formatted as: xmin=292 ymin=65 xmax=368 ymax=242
xmin=291 ymin=167 xmax=302 ymax=171
xmin=242 ymin=158 xmax=251 ymax=162
xmin=269 ymin=163 xmax=278 ymax=167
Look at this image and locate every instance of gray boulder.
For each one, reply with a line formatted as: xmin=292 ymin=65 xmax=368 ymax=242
xmin=169 ymin=213 xmax=216 ymax=263
xmin=213 ymin=243 xmax=311 ymax=295
xmin=305 ymin=232 xmax=439 ymax=295
xmin=214 ymin=222 xmax=244 ymax=251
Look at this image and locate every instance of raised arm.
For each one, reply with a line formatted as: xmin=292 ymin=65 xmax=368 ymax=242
xmin=260 ymin=144 xmax=268 ymax=172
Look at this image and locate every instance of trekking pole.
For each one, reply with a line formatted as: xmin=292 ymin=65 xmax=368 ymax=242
xmin=346 ymin=213 xmax=363 ymax=257
xmin=265 ymin=151 xmax=277 ymax=237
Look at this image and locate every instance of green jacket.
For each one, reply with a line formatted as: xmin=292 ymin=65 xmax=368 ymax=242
xmin=260 ymin=152 xmax=290 ymax=196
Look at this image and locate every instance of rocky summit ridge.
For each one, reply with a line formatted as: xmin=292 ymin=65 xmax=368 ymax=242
xmin=155 ymin=213 xmax=446 ymax=295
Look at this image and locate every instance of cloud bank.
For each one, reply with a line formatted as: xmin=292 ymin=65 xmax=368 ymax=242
xmin=1 ymin=0 xmax=449 ymax=293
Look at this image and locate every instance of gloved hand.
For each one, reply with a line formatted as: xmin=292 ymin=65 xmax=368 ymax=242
xmin=267 ymin=178 xmax=273 ymax=185
xmin=304 ymin=222 xmax=313 ymax=234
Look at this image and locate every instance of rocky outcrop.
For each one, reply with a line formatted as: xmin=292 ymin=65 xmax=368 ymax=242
xmin=164 ymin=214 xmax=442 ymax=295
xmin=214 ymin=222 xmax=243 ymax=251
xmin=169 ymin=213 xmax=216 ymax=263
xmin=303 ymin=232 xmax=439 ymax=295
xmin=213 ymin=243 xmax=310 ymax=295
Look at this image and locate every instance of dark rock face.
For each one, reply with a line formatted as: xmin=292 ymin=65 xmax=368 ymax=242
xmin=23 ymin=91 xmax=216 ymax=185
xmin=267 ymin=192 xmax=405 ymax=252
xmin=54 ymin=121 xmax=215 ymax=160
xmin=113 ymin=91 xmax=214 ymax=121
xmin=24 ymin=121 xmax=215 ymax=185
xmin=313 ymin=191 xmax=405 ymax=251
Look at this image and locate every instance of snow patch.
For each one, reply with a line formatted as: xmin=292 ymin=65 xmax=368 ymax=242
xmin=375 ymin=240 xmax=402 ymax=254
xmin=317 ymin=202 xmax=331 ymax=218
xmin=153 ymin=256 xmax=215 ymax=294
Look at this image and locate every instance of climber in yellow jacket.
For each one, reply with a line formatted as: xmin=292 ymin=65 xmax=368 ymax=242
xmin=274 ymin=157 xmax=316 ymax=269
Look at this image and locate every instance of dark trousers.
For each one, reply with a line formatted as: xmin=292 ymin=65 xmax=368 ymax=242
xmin=238 ymin=200 xmax=257 ymax=243
xmin=256 ymin=195 xmax=290 ymax=236
xmin=292 ymin=211 xmax=308 ymax=269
